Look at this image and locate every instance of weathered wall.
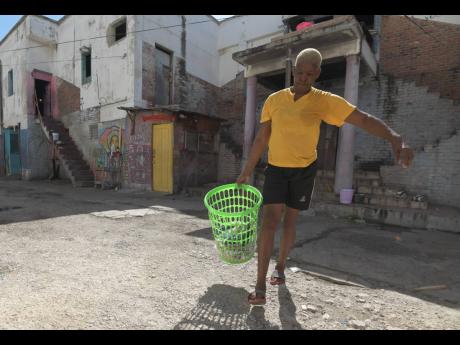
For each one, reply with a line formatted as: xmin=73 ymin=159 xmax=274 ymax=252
xmin=380 ymin=15 xmax=460 ymax=101
xmin=60 ymin=107 xmax=101 ymax=171
xmin=1 ymin=17 xmax=30 ymax=129
xmin=217 ymin=15 xmax=284 ymax=86
xmin=173 ymin=58 xmax=220 ymax=116
xmin=216 ymin=71 xmax=274 ymax=182
xmin=174 ymin=116 xmax=220 ymax=192
xmin=56 ymin=15 xmax=136 ymax=122
xmin=55 ymin=77 xmax=80 ymax=118
xmin=0 ymin=134 xmax=4 ymax=176
xmin=125 ymin=114 xmax=152 ymax=190
xmin=380 ymin=131 xmax=460 ymax=207
xmin=134 ymin=15 xmax=219 ymax=109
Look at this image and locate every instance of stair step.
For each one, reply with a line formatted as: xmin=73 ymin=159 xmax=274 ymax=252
xmin=317 ymin=170 xmax=381 ymax=180
xmin=356 ymin=186 xmax=401 ymax=196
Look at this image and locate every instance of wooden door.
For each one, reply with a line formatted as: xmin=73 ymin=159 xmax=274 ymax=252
xmin=152 ymin=123 xmax=173 ymax=193
xmin=4 ymin=128 xmax=21 ymax=176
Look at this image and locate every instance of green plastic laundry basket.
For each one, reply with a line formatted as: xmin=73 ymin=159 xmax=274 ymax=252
xmin=204 ymin=183 xmax=263 ymax=264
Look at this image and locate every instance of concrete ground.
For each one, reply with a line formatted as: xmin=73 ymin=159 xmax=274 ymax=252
xmin=0 ymin=178 xmax=459 ymax=330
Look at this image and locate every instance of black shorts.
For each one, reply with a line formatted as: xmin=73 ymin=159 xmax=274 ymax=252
xmin=262 ymin=161 xmax=317 ymax=210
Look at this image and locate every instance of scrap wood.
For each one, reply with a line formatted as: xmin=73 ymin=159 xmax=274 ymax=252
xmin=412 ymin=285 xmax=448 ymax=292
xmin=289 ymin=267 xmax=367 ymax=288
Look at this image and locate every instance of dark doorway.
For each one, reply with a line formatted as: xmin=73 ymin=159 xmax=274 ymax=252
xmin=34 ymin=79 xmax=50 ymax=118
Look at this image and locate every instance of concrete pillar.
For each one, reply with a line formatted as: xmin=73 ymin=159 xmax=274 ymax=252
xmin=242 ymin=76 xmax=257 ymax=180
xmin=285 ymin=47 xmax=292 ymax=88
xmin=334 ymin=54 xmax=360 ymax=194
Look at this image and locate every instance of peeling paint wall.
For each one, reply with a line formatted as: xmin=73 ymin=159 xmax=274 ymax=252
xmin=217 ymin=15 xmax=284 ymax=86
xmin=56 ymin=15 xmax=136 ymax=122
xmin=134 ymin=15 xmax=219 ymax=110
xmin=125 ymin=115 xmax=152 ymax=189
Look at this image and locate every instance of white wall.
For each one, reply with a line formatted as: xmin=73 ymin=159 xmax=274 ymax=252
xmin=216 ymin=15 xmax=284 ymax=86
xmin=56 ymin=15 xmax=136 ymax=122
xmin=0 ymin=17 xmax=30 ymax=129
xmin=411 ymin=15 xmax=460 ymax=25
xmin=133 ymin=15 xmax=220 ymax=108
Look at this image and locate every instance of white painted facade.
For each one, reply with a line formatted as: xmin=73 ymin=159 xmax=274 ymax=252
xmin=411 ymin=15 xmax=460 ymax=26
xmin=1 ymin=16 xmax=33 ymax=129
xmin=216 ymin=15 xmax=284 ymax=86
xmin=1 ymin=14 xmax=259 ymax=127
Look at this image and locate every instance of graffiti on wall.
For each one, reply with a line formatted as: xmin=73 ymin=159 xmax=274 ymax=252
xmin=95 ymin=125 xmax=125 ymax=187
xmin=126 ymin=117 xmax=152 ymax=185
xmin=96 ymin=126 xmax=125 ymax=168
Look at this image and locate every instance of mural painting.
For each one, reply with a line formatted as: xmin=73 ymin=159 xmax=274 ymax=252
xmin=126 ymin=119 xmax=152 ymax=186
xmin=95 ymin=125 xmax=125 ymax=189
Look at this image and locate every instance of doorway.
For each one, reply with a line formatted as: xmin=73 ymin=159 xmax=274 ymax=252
xmin=34 ymin=79 xmax=51 ymax=118
xmin=152 ymin=123 xmax=173 ymax=193
xmin=3 ymin=127 xmax=21 ymax=176
xmin=154 ymin=45 xmax=172 ymax=106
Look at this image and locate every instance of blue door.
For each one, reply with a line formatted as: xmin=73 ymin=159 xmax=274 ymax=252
xmin=4 ymin=128 xmax=21 ymax=176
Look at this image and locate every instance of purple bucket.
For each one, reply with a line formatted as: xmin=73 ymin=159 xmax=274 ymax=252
xmin=340 ymin=189 xmax=354 ymax=204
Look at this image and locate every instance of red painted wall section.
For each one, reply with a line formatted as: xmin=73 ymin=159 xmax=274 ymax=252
xmin=26 ymin=73 xmax=35 ymax=117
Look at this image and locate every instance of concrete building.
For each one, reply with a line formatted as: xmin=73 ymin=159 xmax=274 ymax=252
xmin=0 ymin=15 xmax=459 ymax=215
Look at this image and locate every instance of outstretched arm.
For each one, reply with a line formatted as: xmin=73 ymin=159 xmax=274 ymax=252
xmin=236 ymin=121 xmax=271 ymax=184
xmin=345 ymin=109 xmax=414 ymax=168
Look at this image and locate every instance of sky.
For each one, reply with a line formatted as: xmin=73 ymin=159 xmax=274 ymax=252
xmin=0 ymin=15 xmax=234 ymax=42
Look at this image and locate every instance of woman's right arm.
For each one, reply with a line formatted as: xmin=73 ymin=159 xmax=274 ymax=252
xmin=236 ymin=121 xmax=271 ymax=184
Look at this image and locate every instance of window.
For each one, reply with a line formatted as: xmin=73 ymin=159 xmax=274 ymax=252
xmin=89 ymin=124 xmax=98 ymax=140
xmin=81 ymin=48 xmax=91 ymax=84
xmin=185 ymin=131 xmax=199 ymax=151
xmin=198 ymin=133 xmax=216 ymax=153
xmin=107 ymin=17 xmax=127 ymax=46
xmin=7 ymin=69 xmax=13 ymax=96
xmin=10 ymin=132 xmax=19 ymax=154
xmin=115 ymin=21 xmax=127 ymax=42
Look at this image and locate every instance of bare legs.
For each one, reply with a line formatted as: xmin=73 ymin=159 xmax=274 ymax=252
xmin=253 ymin=205 xmax=300 ymax=294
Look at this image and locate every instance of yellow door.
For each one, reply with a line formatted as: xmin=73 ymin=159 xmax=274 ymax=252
xmin=152 ymin=123 xmax=173 ymax=193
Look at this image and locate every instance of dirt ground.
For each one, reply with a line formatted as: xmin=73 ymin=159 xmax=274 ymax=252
xmin=0 ymin=178 xmax=459 ymax=330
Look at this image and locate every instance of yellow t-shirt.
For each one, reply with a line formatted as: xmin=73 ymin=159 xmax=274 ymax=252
xmin=260 ymin=87 xmax=356 ymax=168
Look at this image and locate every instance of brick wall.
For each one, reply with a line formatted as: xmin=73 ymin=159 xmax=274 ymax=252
xmin=173 ymin=57 xmax=220 ymax=117
xmin=380 ymin=131 xmax=460 ymax=207
xmin=216 ymin=72 xmax=274 ymax=181
xmin=217 ymin=142 xmax=241 ymax=183
xmin=380 ymin=15 xmax=460 ymax=101
xmin=316 ymin=74 xmax=460 ymax=170
xmin=0 ymin=134 xmax=5 ymax=176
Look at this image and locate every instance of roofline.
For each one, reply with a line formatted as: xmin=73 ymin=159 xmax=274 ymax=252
xmin=0 ymin=15 xmax=60 ymax=48
xmin=58 ymin=15 xmax=71 ymax=24
xmin=207 ymin=15 xmax=220 ymax=25
xmin=0 ymin=15 xmax=27 ymax=47
xmin=218 ymin=15 xmax=244 ymax=23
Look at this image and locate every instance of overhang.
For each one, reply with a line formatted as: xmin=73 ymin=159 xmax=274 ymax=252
xmin=232 ymin=15 xmax=377 ymax=77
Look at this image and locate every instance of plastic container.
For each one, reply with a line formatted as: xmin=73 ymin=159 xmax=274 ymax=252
xmin=204 ymin=183 xmax=263 ymax=264
xmin=296 ymin=21 xmax=314 ymax=31
xmin=340 ymin=189 xmax=354 ymax=204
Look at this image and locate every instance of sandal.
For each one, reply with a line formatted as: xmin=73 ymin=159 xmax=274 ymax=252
xmin=269 ymin=269 xmax=286 ymax=286
xmin=248 ymin=287 xmax=266 ymax=305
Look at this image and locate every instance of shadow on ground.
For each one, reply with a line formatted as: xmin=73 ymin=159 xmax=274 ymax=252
xmin=173 ymin=284 xmax=306 ymax=330
xmin=0 ymin=178 xmax=209 ymax=226
xmin=273 ymin=218 xmax=460 ymax=310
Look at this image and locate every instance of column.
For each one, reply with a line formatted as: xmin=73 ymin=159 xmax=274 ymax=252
xmin=242 ymin=76 xmax=257 ymax=180
xmin=334 ymin=54 xmax=360 ymax=194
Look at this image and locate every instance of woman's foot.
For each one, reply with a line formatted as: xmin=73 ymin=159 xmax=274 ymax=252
xmin=248 ymin=287 xmax=266 ymax=305
xmin=269 ymin=268 xmax=286 ymax=285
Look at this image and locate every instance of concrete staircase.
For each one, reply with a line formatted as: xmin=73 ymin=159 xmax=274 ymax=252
xmin=41 ymin=116 xmax=94 ymax=187
xmin=314 ymin=170 xmax=428 ymax=210
xmin=312 ymin=170 xmax=460 ymax=233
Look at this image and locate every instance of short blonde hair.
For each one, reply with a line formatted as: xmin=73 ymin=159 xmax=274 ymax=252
xmin=295 ymin=48 xmax=322 ymax=68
